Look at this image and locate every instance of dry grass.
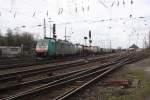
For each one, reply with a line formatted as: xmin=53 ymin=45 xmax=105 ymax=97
xmin=106 ymin=68 xmax=150 ymax=100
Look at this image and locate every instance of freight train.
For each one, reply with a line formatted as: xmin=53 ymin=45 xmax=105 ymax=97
xmin=35 ymin=37 xmax=112 ymax=58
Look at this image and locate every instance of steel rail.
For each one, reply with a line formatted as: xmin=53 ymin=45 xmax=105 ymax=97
xmin=0 ymin=64 xmax=99 ymax=92
xmin=2 ymin=66 xmax=112 ymax=100
xmin=0 ymin=53 xmax=118 ymax=69
xmin=54 ymin=54 xmax=146 ymax=100
xmin=1 ymin=54 xmax=130 ymax=100
xmin=0 ymin=54 xmax=122 ymax=82
xmin=0 ymin=53 xmax=127 ymax=96
xmin=0 ymin=56 xmax=88 ymax=69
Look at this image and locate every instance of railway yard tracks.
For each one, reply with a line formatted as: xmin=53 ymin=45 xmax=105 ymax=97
xmin=0 ymin=54 xmax=118 ymax=82
xmin=0 ymin=52 xmax=147 ymax=100
xmin=0 ymin=56 xmax=89 ymax=69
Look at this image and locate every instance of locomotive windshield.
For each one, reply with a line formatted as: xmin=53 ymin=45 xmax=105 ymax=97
xmin=36 ymin=40 xmax=48 ymax=48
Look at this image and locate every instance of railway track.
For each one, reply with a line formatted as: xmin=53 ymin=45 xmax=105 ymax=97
xmin=54 ymin=53 xmax=146 ymax=100
xmin=0 ymin=53 xmax=120 ymax=83
xmin=0 ymin=53 xmax=117 ymax=70
xmin=0 ymin=57 xmax=36 ymax=65
xmin=0 ymin=52 xmax=146 ymax=100
xmin=0 ymin=54 xmax=122 ymax=93
xmin=0 ymin=54 xmax=126 ymax=92
xmin=0 ymin=56 xmax=88 ymax=69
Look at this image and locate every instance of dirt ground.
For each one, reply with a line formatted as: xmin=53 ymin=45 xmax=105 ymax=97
xmin=69 ymin=57 xmax=150 ymax=100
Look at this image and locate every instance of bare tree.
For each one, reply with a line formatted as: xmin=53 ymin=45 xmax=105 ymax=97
xmin=6 ymin=28 xmax=14 ymax=46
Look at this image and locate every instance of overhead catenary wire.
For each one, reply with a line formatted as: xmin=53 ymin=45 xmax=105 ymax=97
xmin=0 ymin=8 xmax=42 ymax=21
xmin=0 ymin=0 xmax=134 ymax=20
xmin=0 ymin=1 xmax=149 ymax=32
xmin=98 ymin=0 xmax=108 ymax=8
xmin=32 ymin=11 xmax=36 ymax=17
xmin=123 ymin=0 xmax=125 ymax=7
xmin=0 ymin=15 xmax=148 ymax=31
xmin=111 ymin=1 xmax=115 ymax=7
xmin=117 ymin=0 xmax=119 ymax=7
xmin=0 ymin=0 xmax=53 ymax=20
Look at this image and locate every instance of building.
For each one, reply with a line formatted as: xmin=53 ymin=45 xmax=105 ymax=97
xmin=0 ymin=46 xmax=21 ymax=57
xmin=128 ymin=44 xmax=140 ymax=53
xmin=129 ymin=44 xmax=139 ymax=49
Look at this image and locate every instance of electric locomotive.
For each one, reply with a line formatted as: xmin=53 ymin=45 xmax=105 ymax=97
xmin=35 ymin=37 xmax=112 ymax=58
xmin=35 ymin=37 xmax=76 ymax=58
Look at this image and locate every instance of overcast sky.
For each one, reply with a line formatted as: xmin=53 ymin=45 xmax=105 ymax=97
xmin=0 ymin=0 xmax=150 ymax=48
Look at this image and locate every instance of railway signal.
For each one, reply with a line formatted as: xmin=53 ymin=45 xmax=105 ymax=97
xmin=84 ymin=36 xmax=87 ymax=46
xmin=89 ymin=30 xmax=92 ymax=47
xmin=53 ymin=24 xmax=56 ymax=39
xmin=89 ymin=30 xmax=91 ymax=38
